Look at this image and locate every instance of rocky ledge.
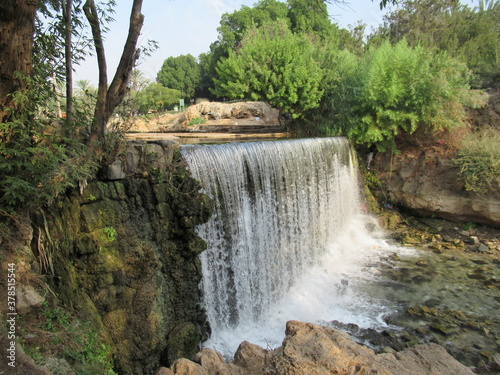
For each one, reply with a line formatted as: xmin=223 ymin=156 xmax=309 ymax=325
xmin=156 ymin=320 xmax=476 ymax=375
xmin=373 ymin=148 xmax=500 ymax=227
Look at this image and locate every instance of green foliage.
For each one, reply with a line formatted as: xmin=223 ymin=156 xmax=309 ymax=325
xmin=62 ymin=323 xmax=116 ymax=374
xmin=373 ymin=0 xmax=500 ymax=88
xmin=42 ymin=302 xmax=72 ymax=332
xmin=103 ymin=226 xmax=117 ymax=242
xmin=452 ymin=128 xmax=500 ymax=194
xmin=156 ymin=54 xmax=200 ymax=99
xmin=213 ymin=20 xmax=324 ymax=117
xmin=188 ymin=116 xmax=207 ymax=126
xmin=287 ymin=0 xmax=341 ymax=41
xmin=348 ymin=41 xmax=484 ymax=150
xmin=135 ymin=83 xmax=181 ymax=114
xmin=25 ymin=300 xmax=117 ymax=374
xmin=296 ymin=48 xmax=362 ymax=135
xmin=0 ymin=75 xmax=97 ymax=211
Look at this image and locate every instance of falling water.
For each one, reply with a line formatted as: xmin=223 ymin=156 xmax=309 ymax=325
xmin=182 ymin=138 xmax=402 ymax=356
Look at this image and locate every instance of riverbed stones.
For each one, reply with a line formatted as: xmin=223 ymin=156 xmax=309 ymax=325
xmin=160 ymin=321 xmax=475 ymax=375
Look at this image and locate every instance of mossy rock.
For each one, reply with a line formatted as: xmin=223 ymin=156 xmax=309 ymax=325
xmin=164 ymin=322 xmax=199 ymax=365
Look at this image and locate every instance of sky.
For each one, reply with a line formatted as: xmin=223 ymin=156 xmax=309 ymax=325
xmin=74 ymin=0 xmax=478 ymax=85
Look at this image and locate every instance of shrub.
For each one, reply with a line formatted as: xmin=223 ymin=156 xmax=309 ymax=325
xmin=349 ymin=40 xmax=487 ymax=151
xmin=452 ymin=127 xmax=500 ymax=194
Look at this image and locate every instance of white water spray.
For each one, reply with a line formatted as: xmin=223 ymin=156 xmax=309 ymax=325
xmin=182 ymin=138 xmax=401 ymax=356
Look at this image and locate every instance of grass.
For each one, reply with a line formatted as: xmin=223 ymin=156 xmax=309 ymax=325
xmin=452 ymin=127 xmax=500 ymax=194
xmin=20 ymin=299 xmax=117 ymax=374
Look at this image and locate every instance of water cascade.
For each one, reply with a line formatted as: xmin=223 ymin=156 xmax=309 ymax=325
xmin=182 ymin=138 xmax=399 ymax=356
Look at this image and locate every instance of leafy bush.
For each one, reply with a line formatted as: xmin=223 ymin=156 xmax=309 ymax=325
xmin=302 ymin=41 xmax=487 ymax=151
xmin=213 ymin=20 xmax=324 ymax=118
xmin=0 ymin=78 xmax=97 ymax=212
xmin=349 ymin=40 xmax=485 ymax=151
xmin=452 ymin=127 xmax=500 ymax=194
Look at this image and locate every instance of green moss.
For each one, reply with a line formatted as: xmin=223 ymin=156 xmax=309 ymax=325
xmin=165 ymin=322 xmax=199 ymax=364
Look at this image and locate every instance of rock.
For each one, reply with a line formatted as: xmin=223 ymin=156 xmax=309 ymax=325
xmin=16 ymin=285 xmax=45 ymax=314
xmin=180 ymin=101 xmax=280 ymax=126
xmin=167 ymin=321 xmax=475 ymax=375
xmin=193 ymin=348 xmax=244 ymax=375
xmin=172 ymin=358 xmax=209 ymax=375
xmin=156 ymin=367 xmax=175 ymax=375
xmin=469 ymin=236 xmax=480 ymax=245
xmin=35 ymin=147 xmax=214 ymax=374
xmin=107 ymin=160 xmax=125 ymax=180
xmin=233 ymin=341 xmax=268 ymax=372
xmin=374 ymin=151 xmax=500 ymax=227
xmin=477 ymin=243 xmax=490 ymax=252
xmin=165 ymin=323 xmax=200 ymax=365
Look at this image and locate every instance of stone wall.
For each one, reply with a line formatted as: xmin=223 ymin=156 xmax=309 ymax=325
xmin=35 ymin=141 xmax=213 ymax=374
xmin=373 ymin=149 xmax=500 ymax=227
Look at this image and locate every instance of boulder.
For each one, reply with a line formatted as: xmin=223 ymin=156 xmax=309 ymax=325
xmin=374 ymin=150 xmax=500 ymax=227
xmin=165 ymin=321 xmax=475 ymax=375
xmin=180 ymin=102 xmax=280 ymax=126
xmin=16 ymin=284 xmax=45 ymax=314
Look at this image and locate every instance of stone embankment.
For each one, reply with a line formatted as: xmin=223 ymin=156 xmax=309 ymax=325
xmin=373 ymin=148 xmax=500 ymax=227
xmin=156 ymin=320 xmax=477 ymax=375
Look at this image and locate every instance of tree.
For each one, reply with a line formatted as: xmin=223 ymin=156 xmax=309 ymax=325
xmin=347 ymin=41 xmax=486 ymax=150
xmin=372 ymin=0 xmax=500 ymax=88
xmin=201 ymin=0 xmax=290 ymax=99
xmin=135 ymin=83 xmax=181 ymax=114
xmin=287 ymin=0 xmax=341 ymax=41
xmin=84 ymin=0 xmax=144 ymax=146
xmin=0 ymin=0 xmax=145 ymax=211
xmin=0 ymin=1 xmax=37 ymax=124
xmin=156 ymin=54 xmax=200 ymax=100
xmin=213 ymin=20 xmax=324 ymax=118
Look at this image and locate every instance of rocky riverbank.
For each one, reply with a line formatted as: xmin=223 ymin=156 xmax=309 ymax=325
xmin=368 ymin=211 xmax=500 ymax=374
xmin=154 ymin=212 xmax=500 ymax=375
xmin=156 ymin=320 xmax=477 ymax=375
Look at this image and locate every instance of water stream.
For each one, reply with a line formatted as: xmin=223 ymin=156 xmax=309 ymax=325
xmin=181 ymin=138 xmax=411 ymax=356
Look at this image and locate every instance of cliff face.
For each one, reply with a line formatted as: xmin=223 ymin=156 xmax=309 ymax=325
xmin=372 ymin=149 xmax=500 ymax=227
xmin=35 ymin=141 xmax=213 ymax=374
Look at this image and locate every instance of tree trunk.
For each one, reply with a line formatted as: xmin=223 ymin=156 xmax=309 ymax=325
xmin=62 ymin=0 xmax=74 ymax=125
xmin=0 ymin=0 xmax=37 ymax=124
xmin=84 ymin=0 xmax=144 ymax=148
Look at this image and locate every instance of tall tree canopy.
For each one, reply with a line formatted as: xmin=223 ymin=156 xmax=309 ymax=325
xmin=213 ymin=20 xmax=324 ymax=117
xmin=0 ymin=0 xmax=145 ymax=211
xmin=372 ymin=0 xmax=500 ymax=88
xmin=156 ymin=54 xmax=200 ymax=100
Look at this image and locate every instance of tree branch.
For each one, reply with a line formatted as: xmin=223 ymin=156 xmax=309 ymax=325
xmin=83 ymin=0 xmax=108 ymax=143
xmin=106 ymin=0 xmax=144 ymax=118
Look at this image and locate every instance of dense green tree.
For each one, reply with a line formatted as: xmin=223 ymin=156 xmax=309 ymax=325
xmin=156 ymin=54 xmax=200 ymax=100
xmin=135 ymin=83 xmax=181 ymax=114
xmin=201 ymin=0 xmax=290 ymax=99
xmin=347 ymin=41 xmax=486 ymax=150
xmin=0 ymin=0 xmax=145 ymax=211
xmin=213 ymin=20 xmax=324 ymax=117
xmin=372 ymin=0 xmax=500 ymax=88
xmin=287 ymin=0 xmax=340 ymax=41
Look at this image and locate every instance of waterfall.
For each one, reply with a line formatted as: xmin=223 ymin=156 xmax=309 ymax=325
xmin=182 ymin=138 xmax=396 ymax=356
